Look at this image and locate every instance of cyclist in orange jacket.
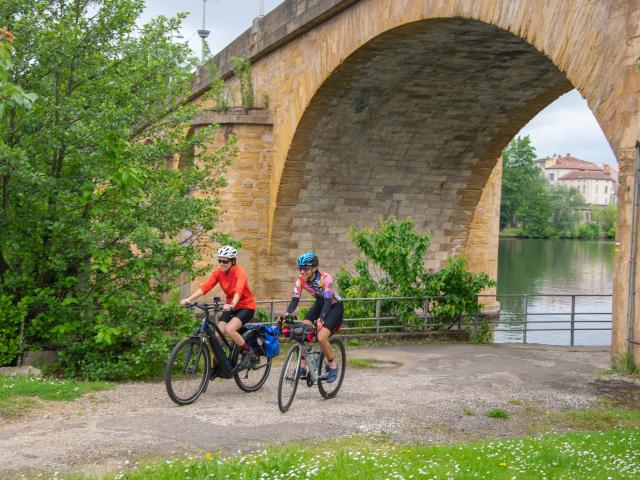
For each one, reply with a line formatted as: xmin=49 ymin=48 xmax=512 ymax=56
xmin=180 ymin=246 xmax=257 ymax=368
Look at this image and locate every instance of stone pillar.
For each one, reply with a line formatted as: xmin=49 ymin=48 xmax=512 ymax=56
xmin=187 ymin=110 xmax=274 ymax=300
xmin=612 ymin=146 xmax=640 ymax=366
xmin=465 ymin=157 xmax=501 ymax=314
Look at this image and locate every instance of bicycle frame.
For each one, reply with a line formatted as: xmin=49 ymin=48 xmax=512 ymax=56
xmin=190 ymin=299 xmax=244 ymax=379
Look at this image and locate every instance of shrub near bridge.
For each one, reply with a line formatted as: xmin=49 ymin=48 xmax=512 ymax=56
xmin=335 ymin=218 xmax=495 ymax=332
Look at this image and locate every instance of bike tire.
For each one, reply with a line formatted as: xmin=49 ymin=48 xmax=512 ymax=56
xmin=317 ymin=337 xmax=346 ymax=399
xmin=278 ymin=343 xmax=302 ymax=413
xmin=233 ymin=330 xmax=273 ymax=392
xmin=165 ymin=337 xmax=210 ymax=406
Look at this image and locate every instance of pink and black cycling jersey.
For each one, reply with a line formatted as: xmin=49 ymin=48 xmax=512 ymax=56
xmin=292 ymin=271 xmax=342 ymax=302
xmin=286 ymin=271 xmax=342 ymax=319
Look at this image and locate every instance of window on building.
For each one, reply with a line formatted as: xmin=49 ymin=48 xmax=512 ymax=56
xmin=605 ymin=185 xmax=608 ymax=194
xmin=548 ymin=173 xmax=554 ymax=181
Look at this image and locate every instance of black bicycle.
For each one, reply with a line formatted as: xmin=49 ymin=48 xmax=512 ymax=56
xmin=165 ymin=298 xmax=272 ymax=406
xmin=277 ymin=316 xmax=346 ymax=413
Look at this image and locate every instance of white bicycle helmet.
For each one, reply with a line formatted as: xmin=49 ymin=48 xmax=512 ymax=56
xmin=216 ymin=245 xmax=238 ymax=259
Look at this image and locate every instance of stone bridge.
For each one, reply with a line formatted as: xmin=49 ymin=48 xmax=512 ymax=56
xmin=184 ymin=0 xmax=640 ymax=361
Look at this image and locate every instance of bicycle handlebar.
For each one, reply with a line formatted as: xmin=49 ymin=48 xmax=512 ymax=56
xmin=184 ymin=297 xmax=225 ymax=312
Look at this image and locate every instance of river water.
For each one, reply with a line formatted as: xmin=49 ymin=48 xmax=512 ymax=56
xmin=495 ymin=238 xmax=614 ymax=346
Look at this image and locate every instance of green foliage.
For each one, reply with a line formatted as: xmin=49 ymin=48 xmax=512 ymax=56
xmin=232 ymin=56 xmax=254 ymax=108
xmin=486 ymin=408 xmax=509 ymax=419
xmin=614 ymin=352 xmax=639 ymax=375
xmin=0 ymin=294 xmax=27 ymax=365
xmin=500 ymin=136 xmax=541 ymax=229
xmin=577 ymin=222 xmax=601 ymax=240
xmin=426 ymin=257 xmax=495 ymax=323
xmin=548 ymin=185 xmax=584 ymax=235
xmin=206 ymin=63 xmax=228 ymax=112
xmin=336 ymin=219 xmax=495 ymax=330
xmin=0 ymin=1 xmax=236 ymax=378
xmin=592 ymin=204 xmax=617 ymax=232
xmin=0 ymin=27 xmax=37 ymax=116
xmin=469 ymin=319 xmax=491 ymax=344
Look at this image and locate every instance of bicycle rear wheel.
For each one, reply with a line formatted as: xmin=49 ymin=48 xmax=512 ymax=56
xmin=165 ymin=337 xmax=210 ymax=406
xmin=278 ymin=343 xmax=302 ymax=413
xmin=233 ymin=330 xmax=272 ymax=392
xmin=317 ymin=337 xmax=346 ymax=399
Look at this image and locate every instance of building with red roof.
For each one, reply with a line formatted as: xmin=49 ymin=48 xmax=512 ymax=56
xmin=535 ymin=154 xmax=617 ymax=206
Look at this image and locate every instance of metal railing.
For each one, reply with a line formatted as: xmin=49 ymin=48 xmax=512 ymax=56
xmin=255 ymin=293 xmax=613 ymax=346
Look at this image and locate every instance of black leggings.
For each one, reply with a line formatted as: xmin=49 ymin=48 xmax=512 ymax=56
xmin=305 ymin=300 xmax=344 ymax=334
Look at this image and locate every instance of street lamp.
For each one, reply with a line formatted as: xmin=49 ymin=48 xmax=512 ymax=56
xmin=197 ymin=0 xmax=211 ymax=62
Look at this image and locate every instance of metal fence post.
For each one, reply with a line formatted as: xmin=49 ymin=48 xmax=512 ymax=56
xmin=424 ymin=297 xmax=429 ymax=332
xmin=375 ymin=299 xmax=381 ymax=333
xmin=523 ymin=294 xmax=528 ymax=344
xmin=570 ymin=295 xmax=576 ymax=346
xmin=474 ymin=310 xmax=479 ymax=335
xmin=17 ymin=317 xmax=25 ymax=367
xmin=269 ymin=300 xmax=275 ymax=323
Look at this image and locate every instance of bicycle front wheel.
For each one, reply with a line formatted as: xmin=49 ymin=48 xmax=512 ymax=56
xmin=318 ymin=337 xmax=346 ymax=399
xmin=233 ymin=330 xmax=272 ymax=392
xmin=278 ymin=343 xmax=302 ymax=413
xmin=165 ymin=337 xmax=210 ymax=406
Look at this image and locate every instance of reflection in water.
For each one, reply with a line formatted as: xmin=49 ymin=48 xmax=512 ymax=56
xmin=496 ymin=239 xmax=614 ymax=345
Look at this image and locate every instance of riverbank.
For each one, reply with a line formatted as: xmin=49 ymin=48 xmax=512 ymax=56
xmin=499 ymin=226 xmax=615 ymax=240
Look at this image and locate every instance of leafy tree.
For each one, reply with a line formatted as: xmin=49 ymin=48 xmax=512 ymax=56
xmin=517 ymin=176 xmax=552 ymax=237
xmin=591 ymin=204 xmax=617 ymax=233
xmin=0 ymin=1 xmax=235 ymax=377
xmin=548 ymin=185 xmax=584 ymax=235
xmin=577 ymin=222 xmax=601 ymax=240
xmin=500 ymin=136 xmax=540 ymax=228
xmin=0 ymin=27 xmax=34 ymax=365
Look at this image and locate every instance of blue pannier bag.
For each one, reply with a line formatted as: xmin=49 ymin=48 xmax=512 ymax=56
xmin=263 ymin=325 xmax=280 ymax=358
xmin=245 ymin=324 xmax=280 ymax=358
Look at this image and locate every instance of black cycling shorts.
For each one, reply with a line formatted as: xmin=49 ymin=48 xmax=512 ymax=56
xmin=305 ymin=299 xmax=344 ymax=334
xmin=220 ymin=308 xmax=255 ymax=325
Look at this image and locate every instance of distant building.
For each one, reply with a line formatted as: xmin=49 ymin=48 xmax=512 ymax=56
xmin=534 ymin=153 xmax=617 ymax=206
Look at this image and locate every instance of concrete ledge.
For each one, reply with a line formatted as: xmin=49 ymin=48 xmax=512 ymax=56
xmin=0 ymin=366 xmax=42 ymax=378
xmin=191 ymin=108 xmax=274 ymax=126
xmin=190 ymin=0 xmax=361 ymax=99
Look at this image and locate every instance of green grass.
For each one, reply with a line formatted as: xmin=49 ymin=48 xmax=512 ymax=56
xmin=347 ymin=357 xmax=403 ymax=369
xmin=486 ymin=408 xmax=509 ymax=419
xmin=463 ymin=405 xmax=475 ymax=416
xmin=0 ymin=375 xmax=112 ymax=419
xmin=78 ymin=429 xmax=640 ymax=479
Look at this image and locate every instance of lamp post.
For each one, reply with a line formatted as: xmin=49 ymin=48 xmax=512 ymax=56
xmin=197 ymin=0 xmax=211 ymax=62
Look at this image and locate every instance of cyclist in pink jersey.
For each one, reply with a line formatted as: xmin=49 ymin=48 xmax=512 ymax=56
xmin=280 ymin=252 xmax=343 ymax=383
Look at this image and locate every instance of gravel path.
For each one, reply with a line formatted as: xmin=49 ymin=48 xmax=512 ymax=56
xmin=0 ymin=343 xmax=618 ymax=477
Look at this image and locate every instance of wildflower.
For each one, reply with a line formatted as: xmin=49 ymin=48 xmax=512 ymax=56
xmin=205 ymin=452 xmax=212 ymax=460
xmin=499 ymin=462 xmax=508 ymax=467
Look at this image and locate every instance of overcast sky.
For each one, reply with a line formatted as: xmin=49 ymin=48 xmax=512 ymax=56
xmin=141 ymin=0 xmax=617 ymax=166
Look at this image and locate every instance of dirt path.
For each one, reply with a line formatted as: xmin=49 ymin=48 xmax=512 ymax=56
xmin=0 ymin=343 xmax=624 ymax=477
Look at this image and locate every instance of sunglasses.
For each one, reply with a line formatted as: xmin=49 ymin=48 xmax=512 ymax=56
xmin=299 ymin=265 xmax=312 ymax=271
xmin=218 ymin=259 xmax=231 ymax=265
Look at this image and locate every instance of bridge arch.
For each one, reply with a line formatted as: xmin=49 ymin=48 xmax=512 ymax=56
xmin=267 ymin=17 xmax=573 ymax=300
xmin=195 ymin=0 xmax=638 ymax=359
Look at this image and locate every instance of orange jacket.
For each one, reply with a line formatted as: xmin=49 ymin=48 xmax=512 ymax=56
xmin=200 ymin=265 xmax=257 ymax=310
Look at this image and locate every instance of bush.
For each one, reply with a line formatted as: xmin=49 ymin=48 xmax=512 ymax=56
xmin=336 ymin=219 xmax=495 ymax=331
xmin=0 ymin=295 xmax=27 ymax=366
xmin=577 ymin=222 xmax=601 ymax=240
